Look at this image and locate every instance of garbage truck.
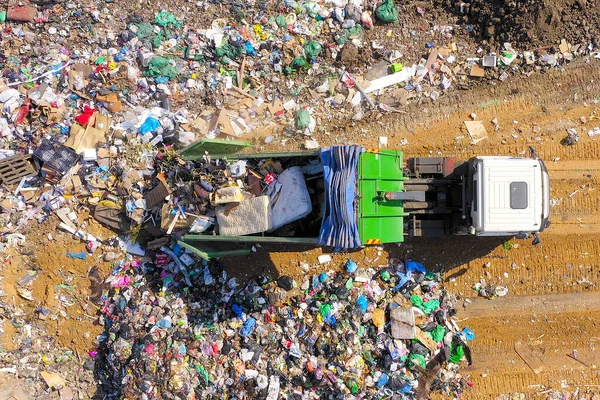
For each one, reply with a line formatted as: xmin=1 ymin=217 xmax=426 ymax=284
xmin=178 ymin=140 xmax=550 ymax=256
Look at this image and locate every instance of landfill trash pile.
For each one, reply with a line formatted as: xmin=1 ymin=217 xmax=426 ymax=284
xmin=96 ymin=257 xmax=474 ymax=399
xmin=0 ymin=0 xmax=597 ymax=397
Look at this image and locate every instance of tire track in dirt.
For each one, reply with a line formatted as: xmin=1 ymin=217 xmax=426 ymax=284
xmin=456 ymin=294 xmax=600 ymax=397
xmin=546 ymin=160 xmax=600 ymax=236
xmin=447 ymin=234 xmax=600 ymax=297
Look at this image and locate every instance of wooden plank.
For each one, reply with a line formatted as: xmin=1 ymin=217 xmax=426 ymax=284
xmin=415 ymin=326 xmax=438 ymax=352
xmin=514 ymin=341 xmax=546 ymax=374
xmin=567 ymin=349 xmax=599 ymax=369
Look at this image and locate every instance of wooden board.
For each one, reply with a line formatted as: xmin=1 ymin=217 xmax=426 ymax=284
xmin=514 ymin=341 xmax=546 ymax=374
xmin=415 ymin=326 xmax=438 ymax=352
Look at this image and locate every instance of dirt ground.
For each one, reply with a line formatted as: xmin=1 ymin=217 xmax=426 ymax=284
xmin=3 ymin=59 xmax=600 ymax=398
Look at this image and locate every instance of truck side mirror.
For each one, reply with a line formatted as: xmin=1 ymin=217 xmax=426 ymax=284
xmin=529 ymin=146 xmax=537 ymax=159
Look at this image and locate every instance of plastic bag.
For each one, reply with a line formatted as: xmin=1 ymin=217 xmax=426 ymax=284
xmin=154 ymin=11 xmax=183 ymax=28
xmin=449 ymin=343 xmax=464 ymax=363
xmin=275 ymin=14 xmax=287 ymax=28
xmin=189 ymin=218 xmax=212 ymax=233
xmin=304 ymin=40 xmax=323 ymax=60
xmin=336 ymin=25 xmax=363 ymax=45
xmin=150 ymin=33 xmax=164 ymax=49
xmin=294 ymin=108 xmax=311 ymax=130
xmin=132 ymin=23 xmax=154 ymax=39
xmin=427 ymin=325 xmax=446 ymax=342
xmin=139 ymin=116 xmax=161 ymax=134
xmin=375 ymin=0 xmax=398 ymax=23
xmin=216 ymin=43 xmax=242 ymax=60
xmin=408 ymin=353 xmax=426 ymax=369
xmin=290 ymin=56 xmax=309 ymax=70
xmin=75 ymin=106 xmax=96 ymax=126
xmin=144 ymin=57 xmax=178 ymax=79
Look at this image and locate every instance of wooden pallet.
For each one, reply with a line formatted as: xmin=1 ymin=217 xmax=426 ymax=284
xmin=0 ymin=154 xmax=36 ymax=185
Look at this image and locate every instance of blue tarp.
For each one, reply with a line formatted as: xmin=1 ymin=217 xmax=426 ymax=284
xmin=318 ymin=145 xmax=363 ymax=248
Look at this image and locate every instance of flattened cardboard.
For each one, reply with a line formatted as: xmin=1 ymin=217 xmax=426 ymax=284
xmin=464 ymin=120 xmax=488 ymax=144
xmin=96 ymin=93 xmax=122 ymax=112
xmin=469 ymin=63 xmax=486 ymax=77
xmin=64 ymin=113 xmax=111 ymax=154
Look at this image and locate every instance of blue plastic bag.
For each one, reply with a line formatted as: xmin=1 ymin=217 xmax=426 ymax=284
xmin=139 ymin=116 xmax=160 ymax=133
xmin=67 ymin=251 xmax=86 ymax=260
xmin=356 ymin=296 xmax=368 ymax=313
xmin=232 ymin=304 xmax=243 ymax=319
xmin=376 ymin=373 xmax=389 ymax=388
xmin=346 ymin=259 xmax=358 ymax=273
xmin=319 ymin=272 xmax=329 ymax=283
xmin=462 ymin=327 xmax=476 ymax=341
xmin=244 ymin=42 xmax=256 ymax=56
xmin=172 ymin=242 xmax=183 ymax=256
xmin=406 ymin=260 xmax=426 ymax=274
xmin=241 ymin=317 xmax=256 ymax=337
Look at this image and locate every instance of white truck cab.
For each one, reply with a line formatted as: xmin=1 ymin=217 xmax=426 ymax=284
xmin=470 ymin=154 xmax=551 ymax=238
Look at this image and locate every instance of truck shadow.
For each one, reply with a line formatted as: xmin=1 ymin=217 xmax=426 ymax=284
xmin=384 ymin=236 xmax=510 ymax=279
xmin=216 ymin=236 xmax=509 ymax=282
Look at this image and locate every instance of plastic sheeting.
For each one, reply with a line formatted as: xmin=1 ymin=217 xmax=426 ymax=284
xmin=318 ymin=145 xmax=363 ymax=248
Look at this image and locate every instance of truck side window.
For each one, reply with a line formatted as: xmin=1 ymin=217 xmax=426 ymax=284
xmin=473 ymin=182 xmax=477 ymax=212
xmin=510 ymin=182 xmax=528 ymax=209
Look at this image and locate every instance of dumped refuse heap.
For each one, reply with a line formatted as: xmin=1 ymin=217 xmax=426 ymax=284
xmin=156 ymin=151 xmax=324 ymax=239
xmin=96 ymin=257 xmax=474 ymax=399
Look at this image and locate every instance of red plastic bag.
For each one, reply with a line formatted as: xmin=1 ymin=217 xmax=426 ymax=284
xmin=75 ymin=105 xmax=96 ymax=126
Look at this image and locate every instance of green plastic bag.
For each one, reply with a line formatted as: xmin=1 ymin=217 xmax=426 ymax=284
xmin=410 ymin=295 xmax=423 ymax=309
xmin=336 ymin=25 xmax=363 ymax=45
xmin=195 ymin=364 xmax=211 ymax=383
xmin=216 ymin=43 xmax=242 ymax=60
xmin=154 ymin=11 xmax=183 ymax=28
xmin=295 ymin=108 xmax=311 ymax=130
xmin=422 ymin=299 xmax=440 ymax=315
xmin=375 ymin=0 xmax=398 ymax=23
xmin=290 ymin=56 xmax=309 ymax=70
xmin=304 ymin=40 xmax=322 ymax=60
xmin=319 ymin=303 xmax=332 ymax=317
xmin=150 ymin=33 xmax=164 ymax=49
xmin=449 ymin=343 xmax=464 ymax=363
xmin=132 ymin=23 xmax=154 ymax=39
xmin=185 ymin=47 xmax=206 ymax=63
xmin=275 ymin=14 xmax=287 ymax=28
xmin=144 ymin=57 xmax=178 ymax=79
xmin=426 ymin=325 xmax=446 ymax=342
xmin=0 ymin=11 xmax=7 ymax=22
xmin=408 ymin=353 xmax=426 ymax=369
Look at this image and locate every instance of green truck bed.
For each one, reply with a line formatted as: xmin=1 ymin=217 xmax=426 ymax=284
xmin=179 ymin=141 xmax=408 ymax=257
